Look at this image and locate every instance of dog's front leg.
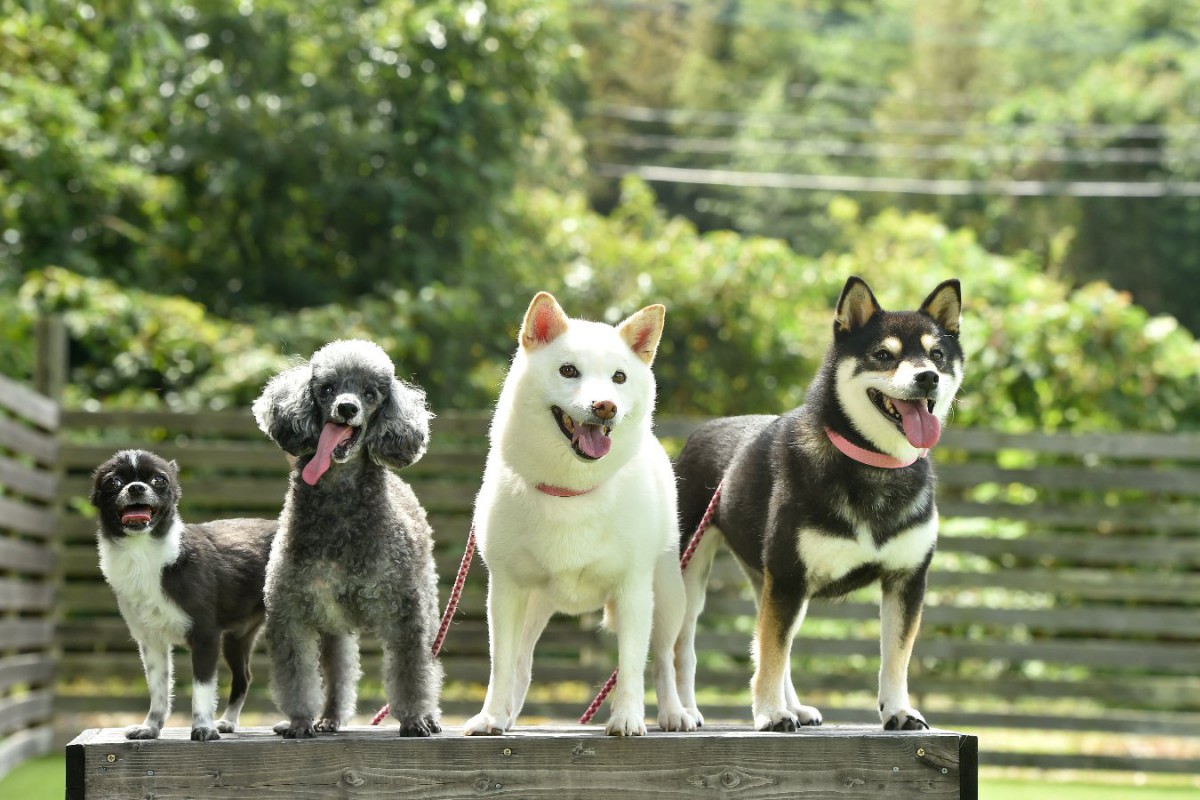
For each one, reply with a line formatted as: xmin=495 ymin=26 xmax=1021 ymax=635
xmin=187 ymin=628 xmax=223 ymax=740
xmin=651 ymin=550 xmax=697 ymax=732
xmin=463 ymin=575 xmax=529 ymax=735
xmin=127 ymin=640 xmax=172 ymax=739
xmin=751 ymin=570 xmax=820 ymax=731
xmin=316 ymin=632 xmax=360 ymax=732
xmin=605 ymin=579 xmax=653 ymax=736
xmin=878 ymin=559 xmax=931 ymax=731
xmin=267 ymin=613 xmax=323 ymax=739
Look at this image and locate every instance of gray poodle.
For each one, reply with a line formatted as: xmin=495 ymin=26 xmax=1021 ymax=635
xmin=252 ymin=339 xmax=443 ymax=738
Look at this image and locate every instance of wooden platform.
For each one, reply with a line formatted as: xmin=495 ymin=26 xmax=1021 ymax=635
xmin=66 ymin=724 xmax=977 ymax=799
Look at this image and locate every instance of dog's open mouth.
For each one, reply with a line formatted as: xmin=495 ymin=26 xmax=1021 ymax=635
xmin=302 ymin=422 xmax=362 ymax=486
xmin=551 ymin=406 xmax=612 ymax=460
xmin=867 ymin=388 xmax=942 ymax=449
xmin=119 ymin=504 xmax=157 ymax=529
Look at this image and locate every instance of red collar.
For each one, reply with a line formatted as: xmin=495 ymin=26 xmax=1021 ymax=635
xmin=535 ymin=483 xmax=599 ymax=497
xmin=824 ymin=427 xmax=927 ymax=469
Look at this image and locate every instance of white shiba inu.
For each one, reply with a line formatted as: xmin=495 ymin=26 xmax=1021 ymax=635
xmin=463 ymin=291 xmax=696 ymax=737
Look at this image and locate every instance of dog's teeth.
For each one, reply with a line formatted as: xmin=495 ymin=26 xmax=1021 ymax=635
xmin=603 ymin=426 xmax=611 ymax=436
xmin=565 ymin=416 xmax=575 ymax=433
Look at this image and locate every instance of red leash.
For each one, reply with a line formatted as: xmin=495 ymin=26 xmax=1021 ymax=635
xmin=370 ymin=525 xmax=477 ymax=725
xmin=578 ymin=479 xmax=724 ymax=725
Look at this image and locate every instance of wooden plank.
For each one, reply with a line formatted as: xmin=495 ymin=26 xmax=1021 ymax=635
xmin=0 ymin=654 xmax=55 ymax=694
xmin=0 ymin=690 xmax=53 ymax=738
xmin=0 ymin=496 xmax=56 ymax=538
xmin=939 ymin=428 xmax=1200 ymax=461
xmin=938 ymin=498 xmax=1200 ymax=532
xmin=0 ymin=374 xmax=59 ymax=431
xmin=938 ymin=533 xmax=1200 ymax=567
xmin=937 ymin=462 xmax=1200 ymax=495
xmin=0 ymin=538 xmax=56 ymax=576
xmin=0 ymin=415 xmax=58 ymax=466
xmin=982 ymin=750 xmax=1200 ymax=774
xmin=65 ymin=724 xmax=976 ymax=800
xmin=0 ymin=578 xmax=54 ymax=612
xmin=0 ymin=725 xmax=54 ymax=782
xmin=0 ymin=454 xmax=57 ymax=503
xmin=931 ymin=567 xmax=1200 ymax=603
xmin=0 ymin=619 xmax=54 ymax=650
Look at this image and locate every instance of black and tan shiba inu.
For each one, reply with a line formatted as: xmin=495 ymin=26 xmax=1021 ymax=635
xmin=672 ymin=276 xmax=964 ymax=732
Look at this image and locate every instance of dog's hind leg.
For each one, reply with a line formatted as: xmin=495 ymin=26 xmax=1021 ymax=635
xmin=381 ymin=616 xmax=443 ymax=738
xmin=188 ymin=627 xmax=223 ymax=741
xmin=878 ymin=559 xmax=931 ymax=731
xmin=653 ymin=550 xmax=697 ymax=732
xmin=126 ymin=640 xmax=172 ymax=740
xmin=316 ymin=632 xmax=360 ymax=732
xmin=674 ymin=526 xmax=723 ymax=728
xmin=217 ymin=627 xmax=260 ymax=733
xmin=751 ymin=570 xmax=819 ymax=731
xmin=511 ymin=592 xmax=555 ymax=721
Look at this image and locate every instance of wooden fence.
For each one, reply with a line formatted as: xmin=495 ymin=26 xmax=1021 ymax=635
xmin=0 ymin=375 xmax=59 ymax=781
xmin=53 ymin=409 xmax=1200 ymax=773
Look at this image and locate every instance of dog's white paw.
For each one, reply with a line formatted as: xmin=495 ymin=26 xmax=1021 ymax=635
xmin=683 ymin=706 xmax=705 ymax=729
xmin=124 ymin=724 xmax=161 ymax=740
xmin=882 ymin=705 xmax=929 ymax=731
xmin=190 ymin=725 xmax=221 ymax=742
xmin=605 ymin=706 xmax=647 ymax=737
xmin=788 ymin=703 xmax=823 ymax=727
xmin=658 ymin=705 xmax=698 ymax=732
xmin=463 ymin=711 xmax=510 ymax=736
xmin=215 ymin=719 xmax=237 ymax=734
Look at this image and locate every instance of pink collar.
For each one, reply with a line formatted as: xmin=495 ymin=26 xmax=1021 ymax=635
xmin=535 ymin=483 xmax=599 ymax=497
xmin=825 ymin=427 xmax=927 ymax=469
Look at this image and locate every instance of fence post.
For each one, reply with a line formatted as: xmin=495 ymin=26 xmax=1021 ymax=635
xmin=34 ymin=314 xmax=67 ymax=402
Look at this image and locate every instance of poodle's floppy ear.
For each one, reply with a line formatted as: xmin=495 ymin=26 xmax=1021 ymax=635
xmin=366 ymin=376 xmax=432 ymax=470
xmin=252 ymin=362 xmax=322 ymax=456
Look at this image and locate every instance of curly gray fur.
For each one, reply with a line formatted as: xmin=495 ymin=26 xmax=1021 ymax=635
xmin=253 ymin=339 xmax=443 ymax=738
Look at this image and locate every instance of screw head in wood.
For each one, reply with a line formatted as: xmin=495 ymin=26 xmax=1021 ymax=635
xmin=917 ymin=748 xmax=925 ymax=757
xmin=105 ymin=754 xmax=116 ymax=763
xmin=502 ymin=747 xmax=512 ymax=756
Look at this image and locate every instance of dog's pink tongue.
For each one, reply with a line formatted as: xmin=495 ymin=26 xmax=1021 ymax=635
xmin=572 ymin=423 xmax=612 ymax=459
xmin=891 ymin=399 xmax=942 ymax=449
xmin=302 ymin=423 xmax=354 ymax=486
xmin=121 ymin=507 xmax=152 ymax=525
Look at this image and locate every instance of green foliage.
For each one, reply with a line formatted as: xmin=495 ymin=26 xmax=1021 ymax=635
xmin=0 ymin=0 xmax=579 ymax=311
xmin=17 ymin=180 xmax=1200 ymax=433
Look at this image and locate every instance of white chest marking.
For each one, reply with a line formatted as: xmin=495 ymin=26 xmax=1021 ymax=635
xmin=98 ymin=519 xmax=191 ymax=645
xmin=797 ymin=514 xmax=937 ymax=586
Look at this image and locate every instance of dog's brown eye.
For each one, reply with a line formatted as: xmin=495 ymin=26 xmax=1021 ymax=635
xmin=105 ymin=476 xmax=124 ymax=491
xmin=319 ymin=384 xmax=334 ymax=398
xmin=150 ymin=475 xmax=167 ymax=489
xmin=612 ymin=371 xmax=627 ymax=384
xmin=364 ymin=388 xmax=377 ymax=402
xmin=930 ymin=348 xmax=944 ymax=361
xmin=559 ymin=364 xmax=579 ymax=379
xmin=874 ymin=349 xmax=893 ymax=361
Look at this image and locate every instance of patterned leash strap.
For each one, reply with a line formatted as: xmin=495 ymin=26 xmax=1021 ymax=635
xmin=578 ymin=479 xmax=725 ymax=725
xmin=371 ymin=525 xmax=477 ymax=725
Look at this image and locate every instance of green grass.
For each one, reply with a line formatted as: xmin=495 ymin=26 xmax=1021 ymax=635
xmin=4 ymin=755 xmax=1198 ymax=799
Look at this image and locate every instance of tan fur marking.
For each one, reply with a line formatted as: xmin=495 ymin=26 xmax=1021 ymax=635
xmin=750 ymin=571 xmax=790 ymax=702
xmin=881 ymin=336 xmax=902 ymax=356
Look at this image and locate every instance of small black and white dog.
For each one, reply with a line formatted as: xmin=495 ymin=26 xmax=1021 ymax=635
xmin=92 ymin=450 xmax=276 ymax=741
xmin=672 ymin=276 xmax=964 ymax=732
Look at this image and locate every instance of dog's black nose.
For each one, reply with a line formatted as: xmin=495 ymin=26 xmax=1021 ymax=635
xmin=337 ymin=401 xmax=359 ymax=420
xmin=128 ymin=483 xmax=146 ymax=496
xmin=915 ymin=371 xmax=940 ymax=391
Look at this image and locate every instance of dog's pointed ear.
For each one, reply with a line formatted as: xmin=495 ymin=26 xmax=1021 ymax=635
xmin=367 ymin=377 xmax=432 ymax=471
xmin=617 ymin=304 xmax=666 ymax=366
xmin=921 ymin=279 xmax=962 ymax=336
xmin=835 ymin=276 xmax=882 ymax=333
xmin=252 ymin=362 xmax=322 ymax=456
xmin=520 ymin=291 xmax=570 ymax=350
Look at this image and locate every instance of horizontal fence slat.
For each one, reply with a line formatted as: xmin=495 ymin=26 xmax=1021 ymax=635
xmin=940 ymin=499 xmax=1200 ymax=533
xmin=932 ymin=567 xmax=1200 ymax=603
xmin=0 ymin=455 xmax=57 ymax=503
xmin=0 ymin=579 xmax=54 ymax=612
xmin=0 ymin=726 xmax=54 ymax=781
xmin=0 ymin=375 xmax=58 ymax=431
xmin=0 ymin=619 xmax=54 ymax=650
xmin=0 ymin=538 xmax=56 ymax=576
xmin=0 ymin=416 xmax=57 ymax=466
xmin=940 ymin=428 xmax=1200 ymax=461
xmin=938 ymin=533 xmax=1200 ymax=567
xmin=0 ymin=690 xmax=53 ymax=739
xmin=0 ymin=497 xmax=56 ymax=538
xmin=0 ymin=654 xmax=55 ymax=695
xmin=938 ymin=462 xmax=1200 ymax=495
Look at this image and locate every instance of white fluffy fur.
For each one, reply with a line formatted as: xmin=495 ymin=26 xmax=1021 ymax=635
xmin=464 ymin=295 xmax=695 ymax=737
xmin=99 ymin=517 xmax=190 ymax=737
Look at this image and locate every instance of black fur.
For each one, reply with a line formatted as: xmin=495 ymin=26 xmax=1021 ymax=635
xmin=92 ymin=450 xmax=275 ymax=740
xmin=673 ymin=276 xmax=964 ymax=732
